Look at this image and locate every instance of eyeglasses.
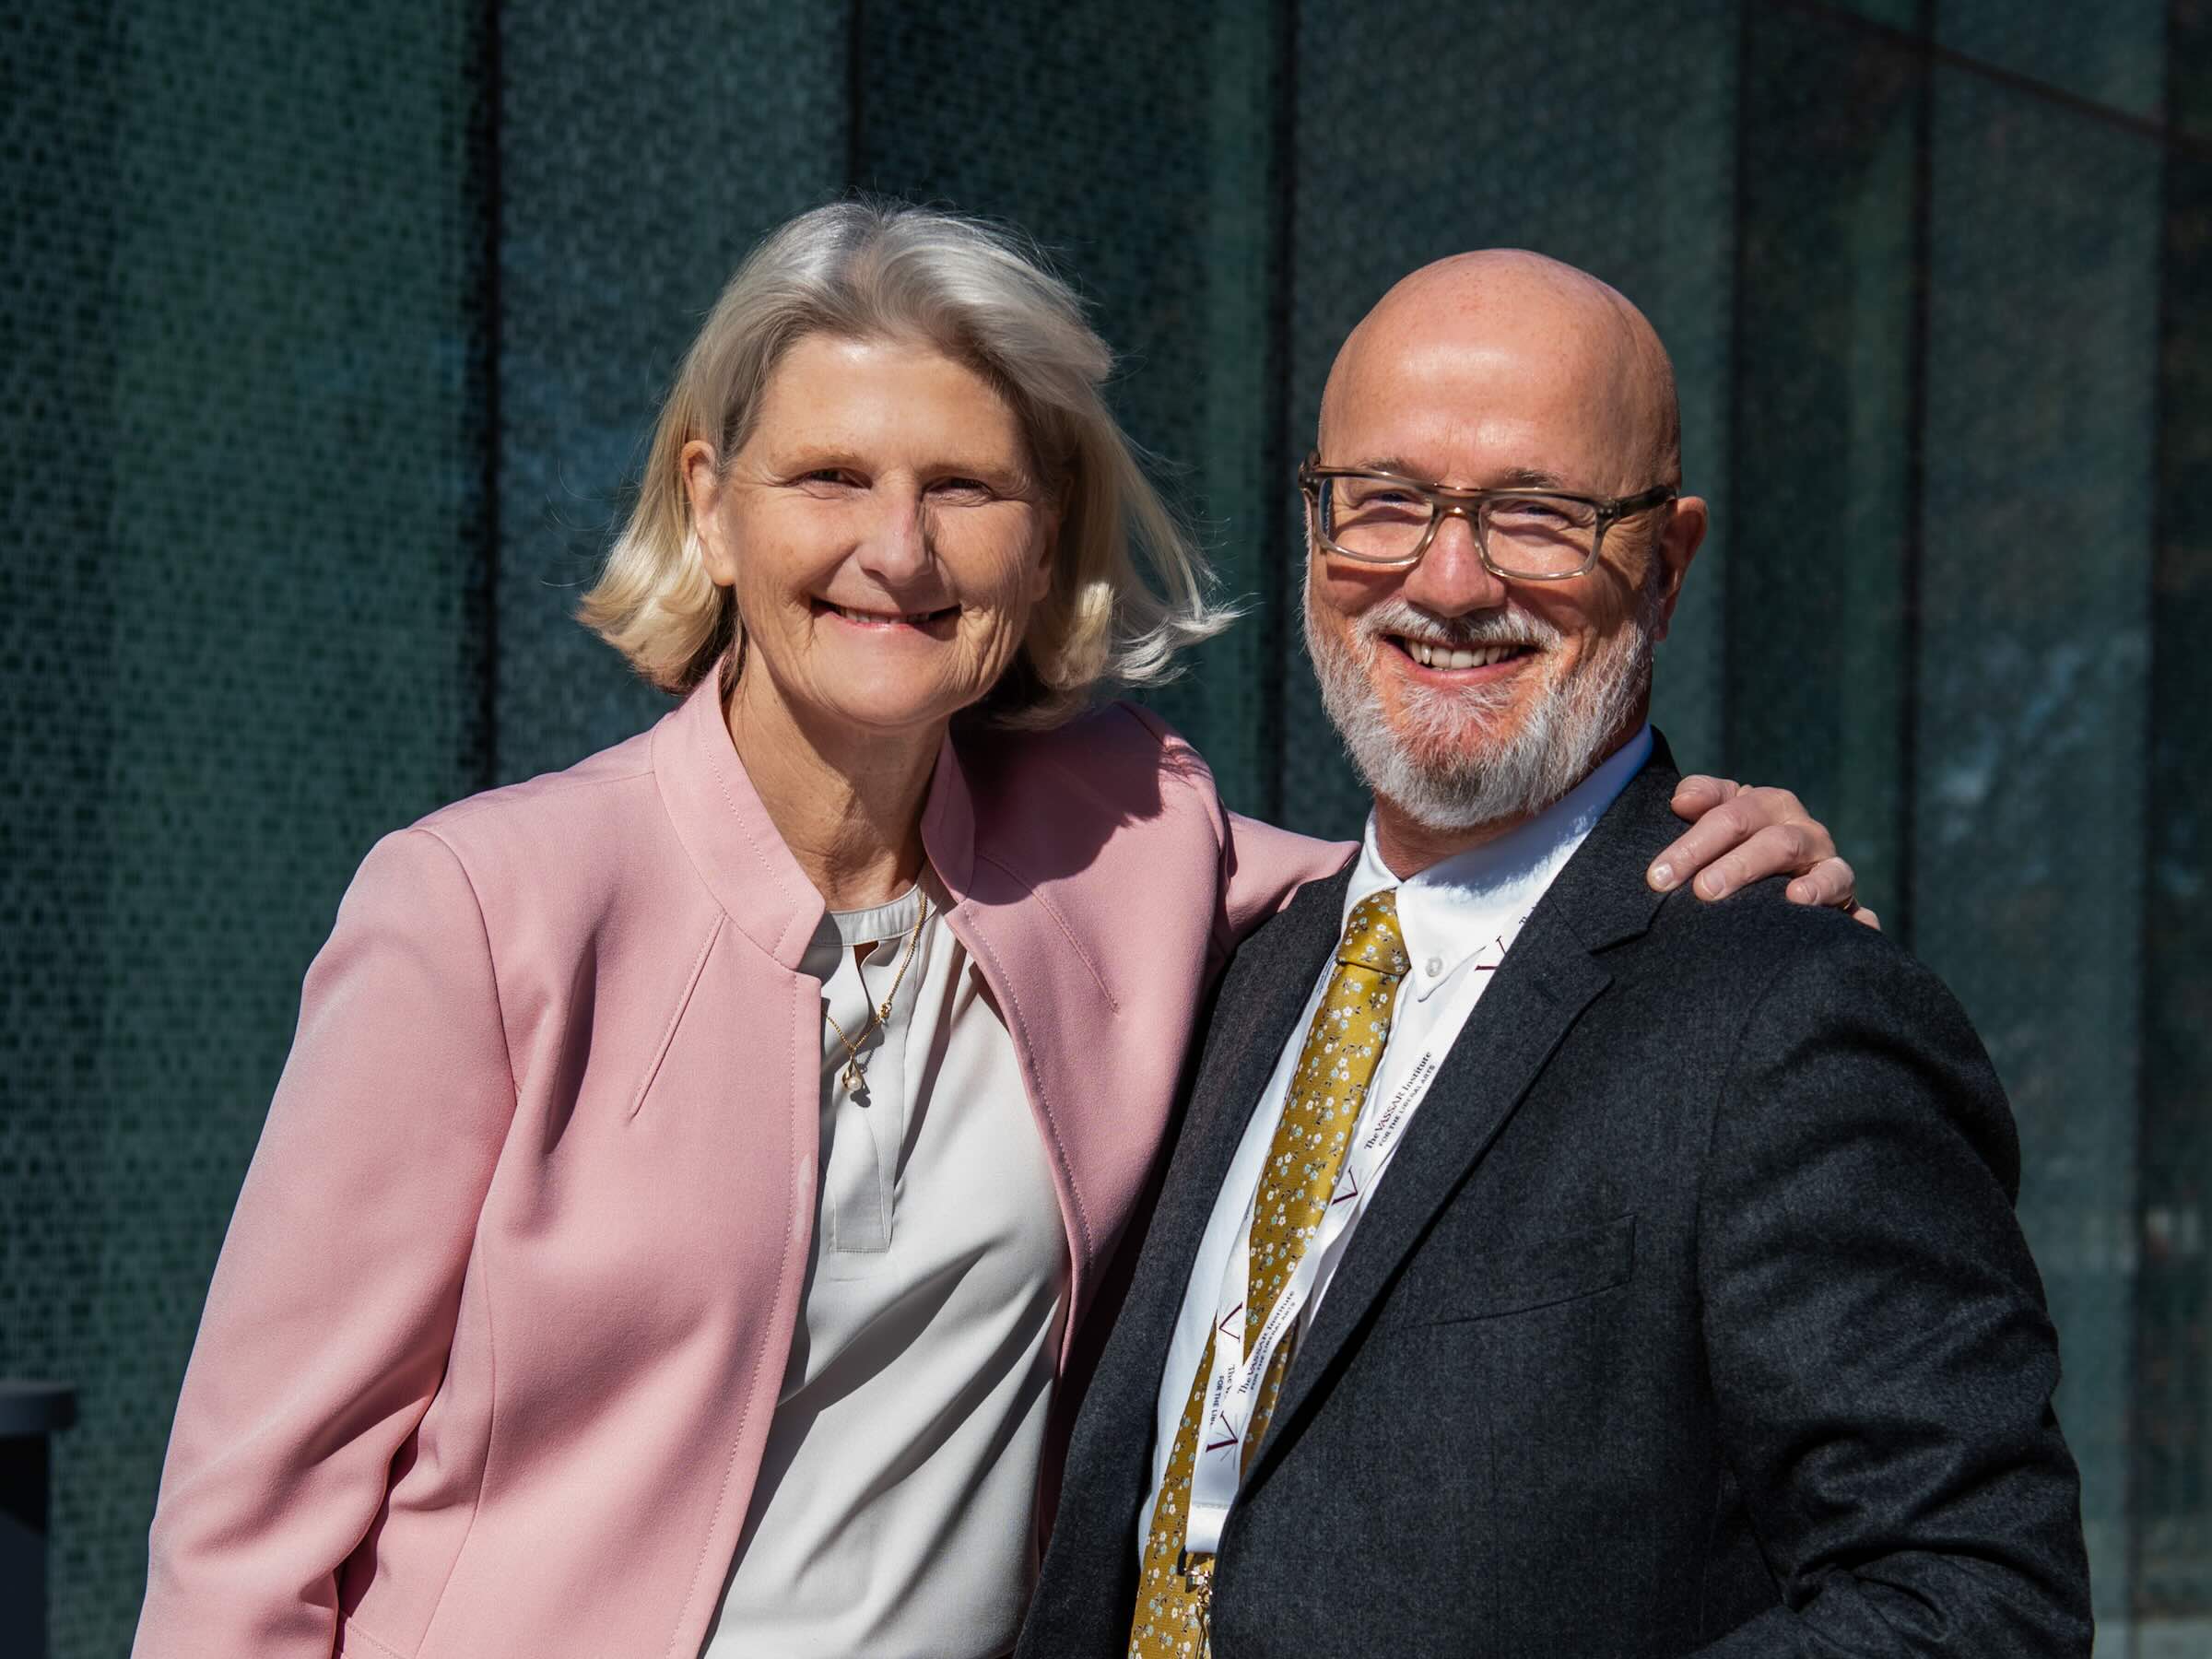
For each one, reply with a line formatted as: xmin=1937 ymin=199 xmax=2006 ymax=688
xmin=1298 ymin=456 xmax=1677 ymax=581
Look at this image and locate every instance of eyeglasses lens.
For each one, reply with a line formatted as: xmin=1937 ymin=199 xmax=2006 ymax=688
xmin=1319 ymin=477 xmax=1600 ymax=576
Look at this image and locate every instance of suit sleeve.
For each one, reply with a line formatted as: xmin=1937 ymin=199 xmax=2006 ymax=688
xmin=1688 ymin=930 xmax=2091 ymax=1658
xmin=134 ymin=828 xmax=519 ymax=1659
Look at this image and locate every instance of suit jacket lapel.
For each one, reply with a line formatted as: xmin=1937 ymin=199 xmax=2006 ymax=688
xmin=1249 ymin=748 xmax=1686 ymax=1465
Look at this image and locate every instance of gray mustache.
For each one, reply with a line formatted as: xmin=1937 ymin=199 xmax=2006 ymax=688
xmin=1353 ymin=601 xmax=1559 ymax=653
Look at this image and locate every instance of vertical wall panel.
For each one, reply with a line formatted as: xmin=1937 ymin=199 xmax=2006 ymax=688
xmin=1191 ymin=0 xmax=1296 ymax=817
xmin=1286 ymin=0 xmax=1740 ymax=841
xmin=1936 ymin=0 xmax=2168 ymax=119
xmin=0 ymin=6 xmax=490 ymax=1653
xmin=492 ymin=2 xmax=848 ymax=784
xmin=2139 ymin=135 xmax=2212 ymax=1632
xmin=0 ymin=4 xmax=122 ymax=1650
xmin=852 ymin=0 xmax=1286 ymax=809
xmin=1729 ymin=6 xmax=1919 ymax=917
xmin=1917 ymin=69 xmax=2162 ymax=1626
xmin=2180 ymin=0 xmax=2212 ymax=143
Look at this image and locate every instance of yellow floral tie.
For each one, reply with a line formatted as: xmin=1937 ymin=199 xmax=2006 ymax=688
xmin=1130 ymin=889 xmax=1409 ymax=1657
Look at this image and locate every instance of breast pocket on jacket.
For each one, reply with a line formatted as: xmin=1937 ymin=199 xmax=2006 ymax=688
xmin=1391 ymin=1213 xmax=1636 ymax=1327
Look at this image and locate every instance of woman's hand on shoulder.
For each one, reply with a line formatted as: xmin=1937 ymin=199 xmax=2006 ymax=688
xmin=1649 ymin=777 xmax=1879 ymax=931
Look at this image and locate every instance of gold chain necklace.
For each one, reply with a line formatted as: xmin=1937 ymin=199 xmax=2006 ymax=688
xmin=822 ymin=891 xmax=932 ymax=1096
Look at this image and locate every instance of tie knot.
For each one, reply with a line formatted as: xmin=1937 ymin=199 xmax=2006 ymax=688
xmin=1337 ymin=888 xmax=1409 ymax=977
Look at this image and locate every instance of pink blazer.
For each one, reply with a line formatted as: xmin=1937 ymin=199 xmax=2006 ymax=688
xmin=132 ymin=675 xmax=1348 ymax=1659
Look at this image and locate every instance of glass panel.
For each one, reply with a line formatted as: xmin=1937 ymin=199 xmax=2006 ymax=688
xmin=1830 ymin=0 xmax=1922 ymax=27
xmin=1936 ymin=0 xmax=2167 ymax=120
xmin=493 ymin=1 xmax=848 ymax=783
xmin=2139 ymin=142 xmax=2212 ymax=1641
xmin=854 ymin=0 xmax=1286 ymax=813
xmin=1727 ymin=6 xmax=1919 ymax=915
xmin=0 ymin=5 xmax=494 ymax=1652
xmin=1286 ymin=0 xmax=1739 ymax=840
xmin=0 ymin=6 xmax=124 ymax=1655
xmin=2179 ymin=0 xmax=2212 ymax=142
xmin=1917 ymin=67 xmax=2161 ymax=1630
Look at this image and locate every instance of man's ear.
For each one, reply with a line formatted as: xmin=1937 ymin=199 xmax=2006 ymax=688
xmin=1648 ymin=495 xmax=1707 ymax=642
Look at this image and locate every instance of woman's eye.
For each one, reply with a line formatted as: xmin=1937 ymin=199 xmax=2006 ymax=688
xmin=931 ymin=477 xmax=994 ymax=499
xmin=796 ymin=468 xmax=861 ymax=489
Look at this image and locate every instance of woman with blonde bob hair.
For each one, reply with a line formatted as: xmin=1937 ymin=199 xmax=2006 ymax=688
xmin=135 ymin=200 xmax=1855 ymax=1659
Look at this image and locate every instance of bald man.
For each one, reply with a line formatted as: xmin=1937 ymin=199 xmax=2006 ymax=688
xmin=1018 ymin=254 xmax=2089 ymax=1657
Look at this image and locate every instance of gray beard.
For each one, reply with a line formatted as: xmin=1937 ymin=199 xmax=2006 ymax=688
xmin=1302 ymin=569 xmax=1659 ymax=833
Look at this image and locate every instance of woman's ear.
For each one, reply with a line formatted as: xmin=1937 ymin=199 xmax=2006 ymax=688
xmin=1028 ymin=527 xmax=1057 ymax=606
xmin=681 ymin=440 xmax=737 ymax=586
xmin=1028 ymin=479 xmax=1069 ymax=605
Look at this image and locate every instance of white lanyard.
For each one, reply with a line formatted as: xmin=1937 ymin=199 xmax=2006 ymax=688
xmin=1181 ymin=908 xmax=1528 ymax=1559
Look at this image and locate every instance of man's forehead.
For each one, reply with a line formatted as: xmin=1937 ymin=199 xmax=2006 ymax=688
xmin=1321 ymin=257 xmax=1671 ymax=488
xmin=1321 ymin=331 xmax=1638 ymax=485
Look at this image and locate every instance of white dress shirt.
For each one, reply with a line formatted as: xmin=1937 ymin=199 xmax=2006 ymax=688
xmin=707 ymin=873 xmax=1067 ymax=1658
xmin=1138 ymin=726 xmax=1653 ymax=1560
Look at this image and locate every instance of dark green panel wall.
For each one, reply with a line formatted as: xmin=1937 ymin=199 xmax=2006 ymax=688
xmin=852 ymin=0 xmax=1292 ymax=812
xmin=3 ymin=6 xmax=490 ymax=1653
xmin=1729 ymin=5 xmax=1917 ymax=920
xmin=2143 ymin=133 xmax=2212 ymax=1618
xmin=491 ymin=1 xmax=849 ymax=783
xmin=1 ymin=5 xmax=124 ymax=1649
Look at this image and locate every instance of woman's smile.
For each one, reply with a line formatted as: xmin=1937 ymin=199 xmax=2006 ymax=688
xmin=814 ymin=597 xmax=963 ymax=639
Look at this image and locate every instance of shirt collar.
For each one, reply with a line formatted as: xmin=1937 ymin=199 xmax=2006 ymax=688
xmin=1345 ymin=724 xmax=1653 ymax=1001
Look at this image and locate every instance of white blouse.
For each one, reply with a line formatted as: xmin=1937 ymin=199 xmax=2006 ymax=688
xmin=702 ymin=872 xmax=1068 ymax=1658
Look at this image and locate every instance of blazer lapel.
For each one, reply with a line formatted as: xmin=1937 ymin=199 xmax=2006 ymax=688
xmin=1248 ymin=749 xmax=1686 ymax=1464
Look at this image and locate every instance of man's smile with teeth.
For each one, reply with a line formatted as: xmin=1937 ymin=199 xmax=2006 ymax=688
xmin=1389 ymin=636 xmax=1534 ymax=670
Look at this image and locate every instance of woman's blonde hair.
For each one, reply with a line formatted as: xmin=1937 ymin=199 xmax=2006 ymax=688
xmin=579 ymin=199 xmax=1234 ymax=727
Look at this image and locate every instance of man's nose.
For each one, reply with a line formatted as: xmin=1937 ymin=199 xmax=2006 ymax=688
xmin=1402 ymin=511 xmax=1509 ymax=616
xmin=856 ymin=487 xmax=932 ymax=583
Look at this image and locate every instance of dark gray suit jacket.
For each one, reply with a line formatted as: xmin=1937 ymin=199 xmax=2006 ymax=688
xmin=1019 ymin=742 xmax=2090 ymax=1656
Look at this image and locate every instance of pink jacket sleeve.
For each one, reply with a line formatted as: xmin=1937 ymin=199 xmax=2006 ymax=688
xmin=1112 ymin=703 xmax=1351 ymax=974
xmin=1218 ymin=808 xmax=1352 ymax=948
xmin=135 ymin=828 xmax=519 ymax=1658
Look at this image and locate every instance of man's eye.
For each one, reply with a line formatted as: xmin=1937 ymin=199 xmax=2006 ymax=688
xmin=1488 ymin=497 xmax=1582 ymax=529
xmin=1341 ymin=486 xmax=1425 ymax=512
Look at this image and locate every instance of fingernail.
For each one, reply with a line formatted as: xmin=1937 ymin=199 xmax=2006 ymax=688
xmin=1697 ymin=872 xmax=1726 ymax=899
xmin=1649 ymin=862 xmax=1676 ymax=890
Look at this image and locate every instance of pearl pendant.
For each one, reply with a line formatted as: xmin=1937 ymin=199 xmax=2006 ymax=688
xmin=841 ymin=1060 xmax=865 ymax=1092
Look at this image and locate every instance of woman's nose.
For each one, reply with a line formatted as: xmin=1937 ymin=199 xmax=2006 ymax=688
xmin=855 ymin=487 xmax=932 ymax=582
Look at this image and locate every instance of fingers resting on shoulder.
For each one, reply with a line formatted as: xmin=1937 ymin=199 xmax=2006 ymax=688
xmin=1650 ymin=777 xmax=1879 ymax=931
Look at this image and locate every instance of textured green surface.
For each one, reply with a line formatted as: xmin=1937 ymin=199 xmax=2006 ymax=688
xmin=1918 ymin=68 xmax=2161 ymax=1619
xmin=4 ymin=2 xmax=2209 ymax=1652
xmin=489 ymin=1 xmax=847 ymax=784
